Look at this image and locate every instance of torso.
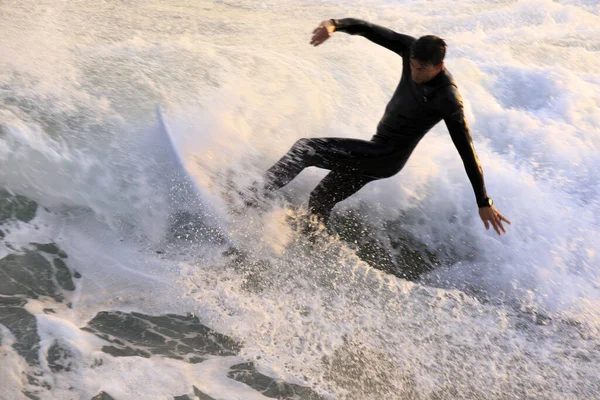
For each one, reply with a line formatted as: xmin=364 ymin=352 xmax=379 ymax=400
xmin=376 ymin=61 xmax=457 ymax=142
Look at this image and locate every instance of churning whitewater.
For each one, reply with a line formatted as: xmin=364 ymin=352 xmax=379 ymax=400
xmin=1 ymin=0 xmax=599 ymax=399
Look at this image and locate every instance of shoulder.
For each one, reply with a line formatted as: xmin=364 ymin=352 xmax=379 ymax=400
xmin=434 ymin=73 xmax=464 ymax=116
xmin=437 ymin=85 xmax=462 ymax=105
xmin=404 ymin=34 xmax=417 ymax=45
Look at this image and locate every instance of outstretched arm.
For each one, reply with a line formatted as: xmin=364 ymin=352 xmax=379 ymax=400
xmin=310 ymin=18 xmax=415 ymax=56
xmin=440 ymin=88 xmax=512 ymax=235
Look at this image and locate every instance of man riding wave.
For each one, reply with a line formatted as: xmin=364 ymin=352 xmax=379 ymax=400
xmin=253 ymin=18 xmax=511 ymax=236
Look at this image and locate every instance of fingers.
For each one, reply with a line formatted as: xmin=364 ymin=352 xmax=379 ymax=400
xmin=490 ymin=218 xmax=501 ymax=235
xmin=482 ymin=215 xmax=502 ymax=235
xmin=499 ymin=213 xmax=512 ymax=225
xmin=491 ymin=212 xmax=508 ymax=235
xmin=310 ymin=34 xmax=325 ymax=46
xmin=493 ymin=219 xmax=506 ymax=235
xmin=310 ymin=26 xmax=330 ymax=46
xmin=481 ymin=207 xmax=511 ymax=236
xmin=310 ymin=31 xmax=320 ymax=46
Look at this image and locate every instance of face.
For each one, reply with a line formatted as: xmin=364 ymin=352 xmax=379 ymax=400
xmin=410 ymin=58 xmax=443 ymax=84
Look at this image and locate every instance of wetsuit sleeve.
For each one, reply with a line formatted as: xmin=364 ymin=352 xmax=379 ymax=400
xmin=437 ymin=86 xmax=489 ymax=206
xmin=332 ymin=18 xmax=415 ymax=57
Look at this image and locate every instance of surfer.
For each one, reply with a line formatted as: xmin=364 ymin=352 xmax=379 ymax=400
xmin=255 ymin=18 xmax=511 ymax=236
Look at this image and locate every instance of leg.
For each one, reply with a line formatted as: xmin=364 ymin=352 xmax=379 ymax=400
xmin=263 ymin=137 xmax=390 ymax=191
xmin=308 ymin=170 xmax=376 ymax=225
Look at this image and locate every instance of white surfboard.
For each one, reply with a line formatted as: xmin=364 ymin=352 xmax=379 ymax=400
xmin=155 ymin=105 xmax=232 ymax=246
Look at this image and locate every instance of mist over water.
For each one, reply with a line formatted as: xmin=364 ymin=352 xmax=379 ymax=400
xmin=1 ymin=0 xmax=599 ymax=399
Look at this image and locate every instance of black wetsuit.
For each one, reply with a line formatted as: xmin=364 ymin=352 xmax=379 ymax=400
xmin=263 ymin=18 xmax=488 ymax=223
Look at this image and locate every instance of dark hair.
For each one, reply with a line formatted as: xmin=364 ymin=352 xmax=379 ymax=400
xmin=411 ymin=35 xmax=447 ymax=65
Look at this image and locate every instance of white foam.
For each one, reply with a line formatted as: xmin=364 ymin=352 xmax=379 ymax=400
xmin=0 ymin=326 xmax=28 ymax=400
xmin=1 ymin=0 xmax=599 ymax=398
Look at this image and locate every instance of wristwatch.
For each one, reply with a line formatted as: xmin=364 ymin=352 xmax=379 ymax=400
xmin=478 ymin=197 xmax=493 ymax=208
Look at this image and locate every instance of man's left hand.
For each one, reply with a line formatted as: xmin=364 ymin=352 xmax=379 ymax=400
xmin=479 ymin=206 xmax=511 ymax=235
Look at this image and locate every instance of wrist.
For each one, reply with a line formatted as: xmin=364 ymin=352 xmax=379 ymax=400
xmin=478 ymin=197 xmax=493 ymax=208
xmin=329 ymin=19 xmax=339 ymax=32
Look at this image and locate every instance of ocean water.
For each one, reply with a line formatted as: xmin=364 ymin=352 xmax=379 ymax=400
xmin=1 ymin=0 xmax=599 ymax=399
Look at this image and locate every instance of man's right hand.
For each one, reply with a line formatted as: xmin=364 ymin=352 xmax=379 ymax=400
xmin=310 ymin=20 xmax=336 ymax=47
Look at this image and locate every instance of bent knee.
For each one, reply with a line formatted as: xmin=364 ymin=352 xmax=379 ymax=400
xmin=294 ymin=138 xmax=311 ymax=147
xmin=292 ymin=138 xmax=314 ymax=150
xmin=291 ymin=138 xmax=318 ymax=157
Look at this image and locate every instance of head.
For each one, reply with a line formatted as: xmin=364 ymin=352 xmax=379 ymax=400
xmin=410 ymin=35 xmax=446 ymax=83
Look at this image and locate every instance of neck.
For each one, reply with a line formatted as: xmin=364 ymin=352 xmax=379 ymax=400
xmin=423 ymin=68 xmax=444 ymax=84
